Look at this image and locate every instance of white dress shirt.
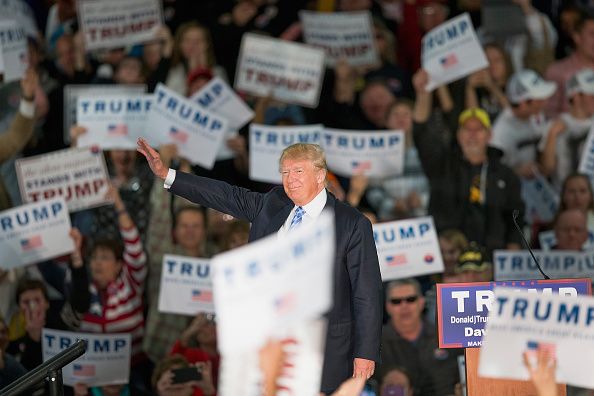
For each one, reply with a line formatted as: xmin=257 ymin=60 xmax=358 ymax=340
xmin=278 ymin=188 xmax=327 ymax=236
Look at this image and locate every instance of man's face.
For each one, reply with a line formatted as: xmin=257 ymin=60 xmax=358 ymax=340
xmin=574 ymin=20 xmax=594 ymax=62
xmin=555 ymin=210 xmax=588 ymax=251
xmin=174 ymin=210 xmax=206 ymax=252
xmin=360 ymin=84 xmax=396 ymax=128
xmin=563 ymin=176 xmax=592 ymax=211
xmin=576 ymin=93 xmax=594 ymax=115
xmin=281 ymin=158 xmax=325 ymax=206
xmin=418 ymin=3 xmax=448 ymax=32
xmin=19 ymin=289 xmax=49 ymax=322
xmin=90 ymin=247 xmax=122 ymax=289
xmin=456 ymin=117 xmax=490 ymax=159
xmin=386 ymin=285 xmax=424 ymax=328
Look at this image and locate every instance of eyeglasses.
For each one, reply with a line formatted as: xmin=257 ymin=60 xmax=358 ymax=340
xmin=389 ymin=295 xmax=418 ymax=305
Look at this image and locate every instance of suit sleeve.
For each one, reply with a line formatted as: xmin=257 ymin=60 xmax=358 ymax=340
xmin=346 ymin=215 xmax=383 ymax=362
xmin=169 ymin=171 xmax=265 ymax=222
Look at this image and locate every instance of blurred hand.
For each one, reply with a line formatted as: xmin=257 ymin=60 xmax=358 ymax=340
xmin=192 ymin=361 xmax=215 ymax=396
xmin=69 ymin=125 xmax=88 ymax=146
xmin=156 ymin=370 xmax=192 ymax=394
xmin=548 ymin=119 xmax=566 ymax=137
xmin=523 ymin=347 xmax=558 ymax=396
xmin=516 ymin=162 xmax=537 ymax=179
xmin=20 ymin=68 xmax=39 ymax=100
xmin=467 ymin=69 xmax=493 ymax=89
xmin=330 ymin=376 xmax=366 ymax=396
xmin=412 ymin=69 xmax=430 ymax=93
xmin=69 ymin=228 xmax=84 ymax=268
xmin=259 ymin=339 xmax=285 ymax=396
xmin=232 ymin=1 xmax=258 ymax=26
xmin=137 ymin=138 xmax=168 ymax=179
xmin=335 ymin=59 xmax=354 ymax=81
xmin=352 ymin=358 xmax=374 ymax=379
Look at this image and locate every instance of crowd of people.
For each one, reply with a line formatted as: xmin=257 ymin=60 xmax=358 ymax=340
xmin=1 ymin=0 xmax=594 ymax=395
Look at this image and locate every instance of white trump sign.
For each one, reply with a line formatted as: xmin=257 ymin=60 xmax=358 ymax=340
xmin=249 ymin=124 xmax=323 ymax=184
xmin=212 ymin=211 xmax=335 ymax=354
xmin=422 ymin=13 xmax=488 ymax=91
xmin=578 ymin=123 xmax=594 ymax=176
xmin=322 ymin=128 xmax=405 ymax=178
xmin=0 ymin=0 xmax=39 ymax=38
xmin=479 ymin=288 xmax=594 ymax=389
xmin=235 ymin=33 xmax=325 ymax=108
xmin=77 ymin=0 xmax=162 ymax=50
xmin=15 ymin=147 xmax=110 ymax=212
xmin=538 ymin=229 xmax=594 ymax=251
xmin=42 ymin=329 xmax=131 ymax=387
xmin=373 ymin=217 xmax=444 ymax=281
xmin=494 ymin=250 xmax=594 ymax=281
xmin=300 ymin=10 xmax=379 ymax=67
xmin=158 ymin=255 xmax=214 ymax=316
xmin=521 ymin=173 xmax=559 ymax=224
xmin=146 ymin=83 xmax=228 ymax=169
xmin=0 ymin=198 xmax=73 ymax=269
xmin=0 ymin=19 xmax=28 ymax=83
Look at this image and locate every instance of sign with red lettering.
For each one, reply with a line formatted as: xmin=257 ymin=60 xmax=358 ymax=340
xmin=77 ymin=0 xmax=162 ymax=51
xmin=235 ymin=33 xmax=325 ymax=108
xmin=15 ymin=147 xmax=110 ymax=212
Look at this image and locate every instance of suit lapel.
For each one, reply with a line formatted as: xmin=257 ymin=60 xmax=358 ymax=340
xmin=266 ymin=203 xmax=293 ymax=235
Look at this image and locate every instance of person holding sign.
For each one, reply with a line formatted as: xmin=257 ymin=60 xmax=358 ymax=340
xmin=137 ymin=138 xmax=383 ymax=394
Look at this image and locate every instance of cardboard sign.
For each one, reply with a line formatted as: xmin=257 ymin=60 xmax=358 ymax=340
xmin=538 ymin=229 xmax=594 ymax=251
xmin=146 ymin=83 xmax=228 ymax=169
xmin=249 ymin=124 xmax=323 ymax=184
xmin=76 ymin=94 xmax=153 ymax=149
xmin=15 ymin=147 xmax=110 ymax=212
xmin=235 ymin=33 xmax=325 ymax=108
xmin=373 ymin=217 xmax=444 ymax=281
xmin=494 ymin=250 xmax=594 ymax=281
xmin=0 ymin=198 xmax=74 ymax=269
xmin=421 ymin=13 xmax=488 ymax=91
xmin=300 ymin=10 xmax=379 ymax=67
xmin=436 ymin=279 xmax=591 ymax=348
xmin=322 ymin=128 xmax=405 ymax=177
xmin=158 ymin=255 xmax=214 ymax=316
xmin=0 ymin=0 xmax=39 ymax=38
xmin=212 ymin=211 xmax=335 ymax=354
xmin=521 ymin=172 xmax=559 ymax=224
xmin=42 ymin=328 xmax=131 ymax=387
xmin=77 ymin=0 xmax=162 ymax=50
xmin=479 ymin=288 xmax=594 ymax=389
xmin=0 ymin=19 xmax=28 ymax=83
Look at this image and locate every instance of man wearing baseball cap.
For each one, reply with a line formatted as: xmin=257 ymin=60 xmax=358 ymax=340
xmin=490 ymin=69 xmax=557 ymax=179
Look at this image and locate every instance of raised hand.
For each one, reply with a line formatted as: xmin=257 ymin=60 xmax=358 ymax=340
xmin=20 ymin=68 xmax=39 ymax=101
xmin=137 ymin=138 xmax=168 ymax=179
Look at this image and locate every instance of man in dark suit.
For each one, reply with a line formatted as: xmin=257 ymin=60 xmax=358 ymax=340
xmin=137 ymin=139 xmax=382 ymax=393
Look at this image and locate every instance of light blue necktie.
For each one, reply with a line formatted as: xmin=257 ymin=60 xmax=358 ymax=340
xmin=289 ymin=206 xmax=305 ymax=230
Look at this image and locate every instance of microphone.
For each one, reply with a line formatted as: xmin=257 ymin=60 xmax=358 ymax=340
xmin=512 ymin=210 xmax=550 ymax=280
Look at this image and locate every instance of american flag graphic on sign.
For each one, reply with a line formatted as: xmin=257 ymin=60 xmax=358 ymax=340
xmin=386 ymin=254 xmax=407 ymax=266
xmin=351 ymin=160 xmax=372 ymax=173
xmin=170 ymin=127 xmax=189 ymax=143
xmin=440 ymin=54 xmax=458 ymax=69
xmin=526 ymin=341 xmax=556 ymax=358
xmin=20 ymin=235 xmax=42 ymax=251
xmin=107 ymin=124 xmax=128 ymax=136
xmin=73 ymin=364 xmax=95 ymax=377
xmin=274 ymin=292 xmax=296 ymax=315
xmin=191 ymin=289 xmax=213 ymax=302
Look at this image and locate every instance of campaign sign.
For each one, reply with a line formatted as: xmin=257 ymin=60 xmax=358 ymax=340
xmin=0 ymin=19 xmax=28 ymax=83
xmin=373 ymin=216 xmax=444 ymax=281
xmin=300 ymin=10 xmax=379 ymax=67
xmin=78 ymin=0 xmax=162 ymax=50
xmin=0 ymin=197 xmax=74 ymax=269
xmin=0 ymin=0 xmax=39 ymax=38
xmin=538 ymin=229 xmax=594 ymax=251
xmin=212 ymin=211 xmax=335 ymax=354
xmin=479 ymin=288 xmax=594 ymax=389
xmin=235 ymin=33 xmax=325 ymax=108
xmin=521 ymin=172 xmax=559 ymax=224
xmin=42 ymin=328 xmax=131 ymax=387
xmin=76 ymin=94 xmax=153 ymax=149
xmin=15 ymin=147 xmax=110 ymax=212
xmin=249 ymin=124 xmax=323 ymax=184
xmin=578 ymin=123 xmax=594 ymax=176
xmin=146 ymin=83 xmax=228 ymax=169
xmin=436 ymin=279 xmax=591 ymax=348
xmin=494 ymin=250 xmax=594 ymax=281
xmin=158 ymin=255 xmax=214 ymax=316
xmin=322 ymin=128 xmax=405 ymax=178
xmin=421 ymin=13 xmax=488 ymax=91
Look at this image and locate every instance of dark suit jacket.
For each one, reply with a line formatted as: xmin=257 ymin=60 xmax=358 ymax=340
xmin=170 ymin=171 xmax=383 ymax=392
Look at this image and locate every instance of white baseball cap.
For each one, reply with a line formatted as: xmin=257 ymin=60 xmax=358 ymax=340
xmin=506 ymin=70 xmax=557 ymax=104
xmin=566 ymin=68 xmax=594 ymax=98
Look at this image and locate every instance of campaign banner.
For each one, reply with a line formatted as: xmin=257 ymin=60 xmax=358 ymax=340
xmin=249 ymin=124 xmax=323 ymax=184
xmin=212 ymin=211 xmax=335 ymax=354
xmin=42 ymin=328 xmax=131 ymax=387
xmin=0 ymin=0 xmax=38 ymax=38
xmin=146 ymin=83 xmax=228 ymax=169
xmin=77 ymin=0 xmax=162 ymax=51
xmin=373 ymin=217 xmax=444 ymax=281
xmin=494 ymin=250 xmax=594 ymax=281
xmin=538 ymin=229 xmax=594 ymax=251
xmin=421 ymin=13 xmax=488 ymax=91
xmin=300 ymin=10 xmax=378 ymax=67
xmin=0 ymin=198 xmax=74 ymax=269
xmin=15 ymin=147 xmax=110 ymax=212
xmin=479 ymin=288 xmax=594 ymax=389
xmin=322 ymin=128 xmax=405 ymax=178
xmin=578 ymin=123 xmax=594 ymax=176
xmin=0 ymin=19 xmax=28 ymax=83
xmin=436 ymin=279 xmax=591 ymax=349
xmin=158 ymin=255 xmax=214 ymax=316
xmin=521 ymin=172 xmax=559 ymax=224
xmin=219 ymin=319 xmax=327 ymax=396
xmin=235 ymin=33 xmax=325 ymax=108
xmin=76 ymin=94 xmax=153 ymax=149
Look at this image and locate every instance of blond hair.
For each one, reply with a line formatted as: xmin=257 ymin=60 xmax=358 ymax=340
xmin=279 ymin=143 xmax=327 ymax=172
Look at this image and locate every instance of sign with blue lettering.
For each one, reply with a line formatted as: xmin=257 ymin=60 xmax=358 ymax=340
xmin=0 ymin=19 xmax=28 ymax=83
xmin=538 ymin=229 xmax=594 ymax=251
xmin=421 ymin=13 xmax=488 ymax=91
xmin=494 ymin=250 xmax=594 ymax=281
xmin=42 ymin=328 xmax=131 ymax=387
xmin=479 ymin=288 xmax=594 ymax=389
xmin=235 ymin=33 xmax=325 ymax=108
xmin=322 ymin=128 xmax=405 ymax=177
xmin=436 ymin=279 xmax=591 ymax=348
xmin=373 ymin=216 xmax=444 ymax=281
xmin=249 ymin=124 xmax=323 ymax=184
xmin=158 ymin=254 xmax=214 ymax=315
xmin=521 ymin=172 xmax=559 ymax=224
xmin=146 ymin=83 xmax=228 ymax=169
xmin=77 ymin=94 xmax=153 ymax=150
xmin=578 ymin=124 xmax=594 ymax=177
xmin=0 ymin=197 xmax=74 ymax=269
xmin=212 ymin=211 xmax=335 ymax=354
xmin=300 ymin=10 xmax=379 ymax=67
